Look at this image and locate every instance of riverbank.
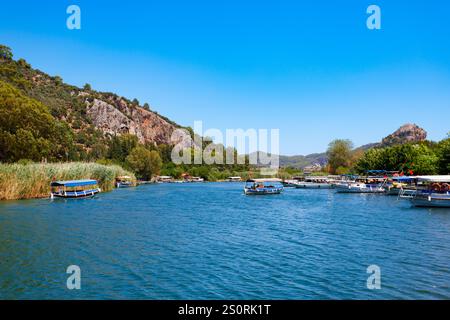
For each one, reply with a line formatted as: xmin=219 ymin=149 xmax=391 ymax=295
xmin=0 ymin=162 xmax=135 ymax=200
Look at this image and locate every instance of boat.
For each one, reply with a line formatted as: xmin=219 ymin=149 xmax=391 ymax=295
xmin=293 ymin=176 xmax=334 ymax=189
xmin=335 ymin=177 xmax=386 ymax=193
xmin=282 ymin=179 xmax=298 ymax=188
xmin=50 ymin=180 xmax=101 ymax=199
xmin=244 ymin=178 xmax=284 ymax=195
xmin=410 ymin=176 xmax=450 ymax=208
xmin=384 ymin=176 xmax=417 ymax=196
xmin=115 ymin=176 xmax=134 ymax=188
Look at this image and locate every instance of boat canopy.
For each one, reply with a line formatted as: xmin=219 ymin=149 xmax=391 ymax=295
xmin=51 ymin=179 xmax=98 ymax=187
xmin=246 ymin=178 xmax=282 ymax=183
xmin=366 ymin=170 xmax=399 ymax=174
xmin=392 ymin=176 xmax=416 ymax=182
xmin=416 ymin=176 xmax=450 ymax=183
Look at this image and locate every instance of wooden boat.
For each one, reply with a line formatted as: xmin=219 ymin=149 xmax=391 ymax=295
xmin=244 ymin=179 xmax=283 ymax=195
xmin=410 ymin=176 xmax=450 ymax=208
xmin=50 ymin=180 xmax=101 ymax=199
xmin=116 ymin=176 xmax=134 ymax=188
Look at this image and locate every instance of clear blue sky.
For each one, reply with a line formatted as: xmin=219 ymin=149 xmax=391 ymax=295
xmin=1 ymin=0 xmax=449 ymax=155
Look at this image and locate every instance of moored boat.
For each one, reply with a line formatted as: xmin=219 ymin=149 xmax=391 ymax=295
xmin=294 ymin=176 xmax=334 ymax=189
xmin=50 ymin=180 xmax=101 ymax=199
xmin=410 ymin=176 xmax=450 ymax=208
xmin=384 ymin=176 xmax=417 ymax=196
xmin=115 ymin=176 xmax=134 ymax=188
xmin=244 ymin=178 xmax=283 ymax=195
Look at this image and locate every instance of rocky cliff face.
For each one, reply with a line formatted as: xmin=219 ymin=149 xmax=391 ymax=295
xmin=86 ymin=96 xmax=179 ymax=146
xmin=380 ymin=123 xmax=427 ymax=147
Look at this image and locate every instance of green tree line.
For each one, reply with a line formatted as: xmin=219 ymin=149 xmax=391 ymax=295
xmin=326 ymin=137 xmax=450 ymax=175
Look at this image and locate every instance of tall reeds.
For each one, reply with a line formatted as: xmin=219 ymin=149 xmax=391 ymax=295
xmin=0 ymin=162 xmax=136 ymax=200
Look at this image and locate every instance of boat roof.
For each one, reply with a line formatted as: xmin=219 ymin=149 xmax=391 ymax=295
xmin=392 ymin=176 xmax=416 ymax=181
xmin=247 ymin=178 xmax=282 ymax=183
xmin=51 ymin=179 xmax=98 ymax=187
xmin=117 ymin=175 xmax=132 ymax=179
xmin=416 ymin=175 xmax=450 ymax=182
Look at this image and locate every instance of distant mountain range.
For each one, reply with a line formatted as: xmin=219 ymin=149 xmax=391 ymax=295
xmin=277 ymin=124 xmax=428 ymax=169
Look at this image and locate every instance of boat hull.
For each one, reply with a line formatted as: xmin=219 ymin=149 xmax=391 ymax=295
xmin=295 ymin=183 xmax=333 ymax=189
xmin=244 ymin=188 xmax=283 ymax=195
xmin=51 ymin=188 xmax=100 ymax=199
xmin=385 ymin=187 xmax=416 ymax=196
xmin=411 ymin=194 xmax=450 ymax=208
xmin=116 ymin=182 xmax=133 ymax=188
xmin=335 ymin=184 xmax=385 ymax=194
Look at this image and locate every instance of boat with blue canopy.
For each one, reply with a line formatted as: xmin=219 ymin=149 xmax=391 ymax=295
xmin=385 ymin=176 xmax=417 ymax=196
xmin=244 ymin=178 xmax=284 ymax=195
xmin=50 ymin=179 xmax=101 ymax=199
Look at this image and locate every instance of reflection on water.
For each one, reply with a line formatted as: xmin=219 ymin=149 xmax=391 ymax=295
xmin=0 ymin=183 xmax=449 ymax=299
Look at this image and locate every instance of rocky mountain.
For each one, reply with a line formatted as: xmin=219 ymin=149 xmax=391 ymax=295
xmin=86 ymin=96 xmax=179 ymax=145
xmin=0 ymin=45 xmax=183 ymax=156
xmin=379 ymin=123 xmax=427 ymax=147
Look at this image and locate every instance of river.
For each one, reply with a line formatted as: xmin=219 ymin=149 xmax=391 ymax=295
xmin=0 ymin=183 xmax=449 ymax=299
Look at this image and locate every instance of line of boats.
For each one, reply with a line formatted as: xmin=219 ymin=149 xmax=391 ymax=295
xmin=49 ymin=173 xmax=450 ymax=208
xmin=244 ymin=175 xmax=450 ymax=208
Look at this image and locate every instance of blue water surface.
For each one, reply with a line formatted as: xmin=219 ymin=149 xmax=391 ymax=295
xmin=0 ymin=183 xmax=449 ymax=299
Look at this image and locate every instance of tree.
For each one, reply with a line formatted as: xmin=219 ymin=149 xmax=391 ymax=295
xmin=143 ymin=103 xmax=150 ymax=110
xmin=83 ymin=83 xmax=92 ymax=91
xmin=354 ymin=143 xmax=439 ymax=175
xmin=0 ymin=45 xmax=13 ymax=60
xmin=0 ymin=80 xmax=75 ymax=162
xmin=126 ymin=147 xmax=162 ymax=180
xmin=132 ymin=98 xmax=139 ymax=106
xmin=108 ymin=134 xmax=139 ymax=162
xmin=437 ymin=138 xmax=450 ymax=174
xmin=326 ymin=139 xmax=354 ymax=174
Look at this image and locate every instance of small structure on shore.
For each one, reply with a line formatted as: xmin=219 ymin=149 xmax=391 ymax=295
xmin=227 ymin=176 xmax=242 ymax=182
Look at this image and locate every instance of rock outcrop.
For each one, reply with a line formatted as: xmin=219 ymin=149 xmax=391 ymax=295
xmin=380 ymin=123 xmax=427 ymax=147
xmin=86 ymin=97 xmax=178 ymax=145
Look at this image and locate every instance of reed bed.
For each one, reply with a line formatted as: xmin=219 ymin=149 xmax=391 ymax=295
xmin=0 ymin=162 xmax=136 ymax=200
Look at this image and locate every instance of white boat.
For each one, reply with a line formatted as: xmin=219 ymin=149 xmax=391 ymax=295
xmin=295 ymin=182 xmax=334 ymax=189
xmin=335 ymin=182 xmax=385 ymax=193
xmin=410 ymin=176 xmax=450 ymax=208
xmin=293 ymin=176 xmax=334 ymax=189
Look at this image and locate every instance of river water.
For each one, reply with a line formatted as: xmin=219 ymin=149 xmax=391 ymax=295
xmin=0 ymin=183 xmax=449 ymax=299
